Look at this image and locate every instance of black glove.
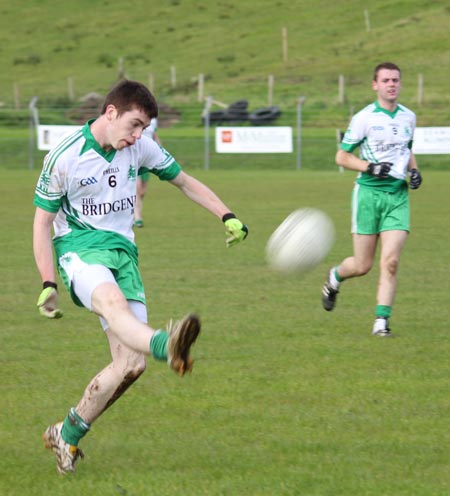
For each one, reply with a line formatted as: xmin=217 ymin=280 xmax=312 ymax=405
xmin=366 ymin=162 xmax=392 ymax=179
xmin=409 ymin=169 xmax=422 ymax=190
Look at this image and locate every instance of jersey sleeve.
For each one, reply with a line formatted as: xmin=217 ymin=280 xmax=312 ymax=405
xmin=340 ymin=111 xmax=368 ymax=152
xmin=33 ymin=153 xmax=65 ymax=212
xmin=137 ymin=137 xmax=182 ymax=181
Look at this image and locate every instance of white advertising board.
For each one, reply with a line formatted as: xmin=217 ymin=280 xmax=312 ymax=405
xmin=412 ymin=127 xmax=450 ymax=155
xmin=215 ymin=127 xmax=293 ymax=153
xmin=37 ymin=125 xmax=82 ymax=151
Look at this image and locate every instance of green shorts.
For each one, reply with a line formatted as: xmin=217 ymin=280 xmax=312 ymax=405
xmin=58 ymin=249 xmax=146 ymax=308
xmin=351 ymin=184 xmax=410 ymax=234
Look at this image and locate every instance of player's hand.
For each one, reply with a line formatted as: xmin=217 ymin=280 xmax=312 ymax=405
xmin=367 ymin=162 xmax=392 ymax=179
xmin=409 ymin=169 xmax=422 ymax=189
xmin=37 ymin=285 xmax=63 ymax=319
xmin=222 ymin=213 xmax=249 ymax=247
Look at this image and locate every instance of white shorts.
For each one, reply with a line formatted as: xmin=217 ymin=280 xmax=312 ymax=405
xmin=60 ymin=252 xmax=148 ymax=330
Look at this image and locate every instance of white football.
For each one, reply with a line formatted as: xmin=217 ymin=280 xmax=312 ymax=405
xmin=266 ymin=208 xmax=335 ymax=275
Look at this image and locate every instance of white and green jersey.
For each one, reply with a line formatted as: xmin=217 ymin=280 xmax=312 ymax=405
xmin=34 ymin=119 xmax=181 ymax=260
xmin=341 ymin=101 xmax=416 ymax=192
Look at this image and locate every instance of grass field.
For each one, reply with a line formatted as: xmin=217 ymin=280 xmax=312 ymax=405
xmin=1 ymin=168 xmax=449 ymax=495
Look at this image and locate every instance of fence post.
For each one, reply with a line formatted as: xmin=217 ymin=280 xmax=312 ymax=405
xmin=28 ymin=96 xmax=39 ymax=170
xmin=338 ymin=74 xmax=345 ymax=104
xmin=418 ymin=73 xmax=424 ymax=106
xmin=268 ymin=75 xmax=274 ymax=106
xmin=282 ymin=27 xmax=288 ymax=63
xmin=68 ymin=77 xmax=75 ymax=101
xmin=198 ymin=73 xmax=204 ymax=102
xmin=203 ymin=96 xmax=213 ymax=170
xmin=118 ymin=57 xmax=126 ymax=79
xmin=296 ymin=96 xmax=306 ymax=170
xmin=336 ymin=129 xmax=344 ymax=173
xmin=364 ymin=9 xmax=371 ymax=32
xmin=14 ymin=83 xmax=20 ymax=110
xmin=148 ymin=73 xmax=154 ymax=92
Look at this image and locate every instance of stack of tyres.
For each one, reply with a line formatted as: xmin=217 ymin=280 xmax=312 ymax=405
xmin=202 ymin=101 xmax=281 ymax=125
xmin=248 ymin=106 xmax=281 ymax=125
xmin=225 ymin=100 xmax=249 ymax=123
xmin=205 ymin=110 xmax=228 ymax=124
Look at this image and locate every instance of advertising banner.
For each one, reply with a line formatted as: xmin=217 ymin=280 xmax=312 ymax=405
xmin=412 ymin=127 xmax=450 ymax=155
xmin=215 ymin=127 xmax=293 ymax=153
xmin=37 ymin=125 xmax=82 ymax=151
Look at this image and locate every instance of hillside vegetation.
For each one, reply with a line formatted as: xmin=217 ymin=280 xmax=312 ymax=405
xmin=0 ymin=0 xmax=449 ymax=127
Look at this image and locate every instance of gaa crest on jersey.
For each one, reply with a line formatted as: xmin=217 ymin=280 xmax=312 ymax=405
xmin=79 ymin=176 xmax=98 ymax=187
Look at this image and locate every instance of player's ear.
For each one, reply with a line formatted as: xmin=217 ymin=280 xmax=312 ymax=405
xmin=105 ymin=104 xmax=118 ymax=121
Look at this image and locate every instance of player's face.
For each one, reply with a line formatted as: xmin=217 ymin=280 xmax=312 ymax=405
xmin=372 ymin=69 xmax=402 ymax=106
xmin=108 ymin=107 xmax=151 ymax=150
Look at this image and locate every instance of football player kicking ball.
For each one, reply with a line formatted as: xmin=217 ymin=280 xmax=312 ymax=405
xmin=33 ymin=80 xmax=248 ymax=474
xmin=322 ymin=62 xmax=422 ymax=337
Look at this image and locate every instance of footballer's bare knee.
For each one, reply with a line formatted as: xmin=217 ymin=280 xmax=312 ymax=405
xmin=353 ymin=259 xmax=373 ymax=276
xmin=121 ymin=353 xmax=147 ymax=378
xmin=110 ymin=341 xmax=147 ymax=378
xmin=358 ymin=264 xmax=372 ymax=276
xmin=92 ymin=282 xmax=128 ymax=318
xmin=381 ymin=256 xmax=400 ymax=277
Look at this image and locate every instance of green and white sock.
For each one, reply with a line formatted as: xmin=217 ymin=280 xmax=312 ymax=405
xmin=61 ymin=407 xmax=90 ymax=446
xmin=329 ymin=267 xmax=342 ymax=290
xmin=150 ymin=330 xmax=169 ymax=361
xmin=376 ymin=305 xmax=391 ymax=319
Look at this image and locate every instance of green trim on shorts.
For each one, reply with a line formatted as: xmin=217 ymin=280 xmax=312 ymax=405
xmin=351 ymin=183 xmax=410 ymax=234
xmin=57 ymin=248 xmax=146 ymax=308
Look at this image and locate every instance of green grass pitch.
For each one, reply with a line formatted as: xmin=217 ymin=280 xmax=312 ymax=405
xmin=1 ymin=168 xmax=449 ymax=495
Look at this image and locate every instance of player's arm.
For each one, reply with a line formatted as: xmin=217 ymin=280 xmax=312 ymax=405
xmin=33 ymin=207 xmax=57 ymax=282
xmin=408 ymin=152 xmax=419 ymax=172
xmin=169 ymin=170 xmax=231 ymax=218
xmin=169 ymin=170 xmax=248 ymax=246
xmin=33 ymin=207 xmax=63 ymax=318
xmin=335 ymin=149 xmax=369 ymax=172
xmin=336 ymin=149 xmax=392 ymax=178
xmin=407 ymin=152 xmax=422 ymax=189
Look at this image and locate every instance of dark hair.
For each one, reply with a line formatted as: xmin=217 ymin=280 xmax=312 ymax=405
xmin=101 ymin=80 xmax=158 ymax=119
xmin=373 ymin=62 xmax=401 ymax=81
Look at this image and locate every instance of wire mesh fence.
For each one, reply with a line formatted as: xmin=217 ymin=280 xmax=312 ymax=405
xmin=0 ymin=101 xmax=448 ymax=171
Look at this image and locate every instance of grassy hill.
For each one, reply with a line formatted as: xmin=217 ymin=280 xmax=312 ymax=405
xmin=0 ymin=0 xmax=449 ymax=127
